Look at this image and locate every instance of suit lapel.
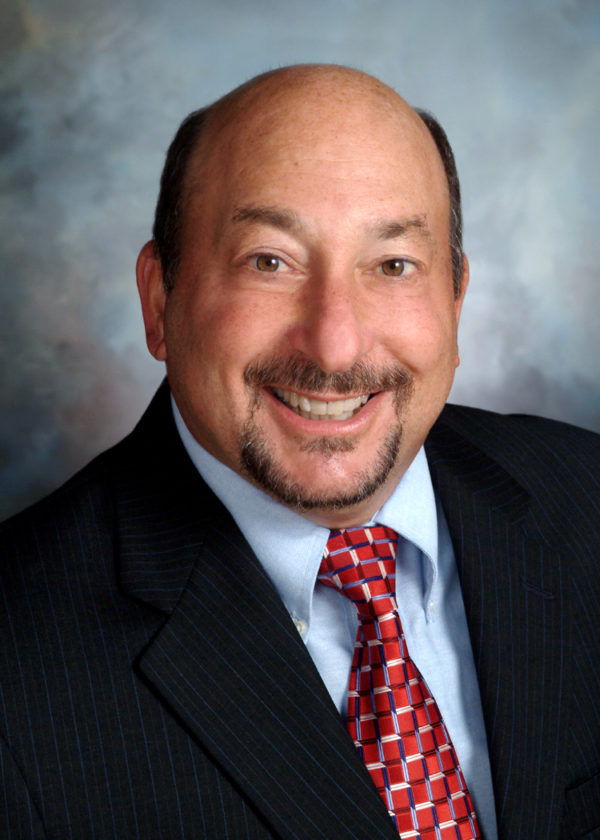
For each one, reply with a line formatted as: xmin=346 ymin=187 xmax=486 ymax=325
xmin=113 ymin=385 xmax=398 ymax=840
xmin=426 ymin=411 xmax=569 ymax=840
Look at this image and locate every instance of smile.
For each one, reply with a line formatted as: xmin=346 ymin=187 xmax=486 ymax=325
xmin=272 ymin=387 xmax=371 ymax=421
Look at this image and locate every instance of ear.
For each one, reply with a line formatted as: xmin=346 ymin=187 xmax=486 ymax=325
xmin=136 ymin=241 xmax=168 ymax=361
xmin=454 ymin=253 xmax=470 ymax=367
xmin=454 ymin=253 xmax=469 ymax=321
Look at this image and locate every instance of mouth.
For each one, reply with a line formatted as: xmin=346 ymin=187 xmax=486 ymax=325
xmin=271 ymin=387 xmax=372 ymax=421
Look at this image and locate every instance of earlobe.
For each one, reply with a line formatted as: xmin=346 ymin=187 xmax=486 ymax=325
xmin=136 ymin=240 xmax=168 ymax=361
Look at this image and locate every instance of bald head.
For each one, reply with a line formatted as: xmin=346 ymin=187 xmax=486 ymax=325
xmin=203 ymin=64 xmax=413 ymax=130
xmin=152 ymin=64 xmax=463 ymax=294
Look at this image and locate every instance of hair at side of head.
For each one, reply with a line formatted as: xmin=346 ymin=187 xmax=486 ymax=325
xmin=415 ymin=109 xmax=464 ymax=296
xmin=152 ymin=106 xmax=210 ymax=292
xmin=152 ymin=70 xmax=464 ymax=297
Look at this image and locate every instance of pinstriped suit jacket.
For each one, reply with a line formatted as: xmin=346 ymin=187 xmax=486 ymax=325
xmin=1 ymin=383 xmax=599 ymax=839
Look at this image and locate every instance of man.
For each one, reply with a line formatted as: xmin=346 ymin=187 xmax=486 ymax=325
xmin=0 ymin=64 xmax=598 ymax=840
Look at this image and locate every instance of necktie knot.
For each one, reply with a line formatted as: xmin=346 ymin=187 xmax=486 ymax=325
xmin=318 ymin=525 xmax=398 ymax=619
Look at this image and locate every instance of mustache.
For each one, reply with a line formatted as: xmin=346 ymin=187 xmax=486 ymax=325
xmin=244 ymin=357 xmax=413 ymax=396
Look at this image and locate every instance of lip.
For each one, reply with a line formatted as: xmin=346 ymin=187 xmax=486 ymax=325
xmin=263 ymin=386 xmax=388 ymax=434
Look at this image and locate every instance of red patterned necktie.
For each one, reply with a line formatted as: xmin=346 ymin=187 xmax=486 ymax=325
xmin=318 ymin=525 xmax=481 ymax=839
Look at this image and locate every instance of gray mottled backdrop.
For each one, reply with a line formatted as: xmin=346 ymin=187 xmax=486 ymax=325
xmin=1 ymin=0 xmax=599 ymax=520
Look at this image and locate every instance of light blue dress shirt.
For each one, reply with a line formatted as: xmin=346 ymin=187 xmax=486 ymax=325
xmin=172 ymin=398 xmax=497 ymax=840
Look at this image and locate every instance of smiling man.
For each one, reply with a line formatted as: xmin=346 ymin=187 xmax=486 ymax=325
xmin=1 ymin=65 xmax=599 ymax=840
xmin=137 ymin=67 xmax=466 ymax=526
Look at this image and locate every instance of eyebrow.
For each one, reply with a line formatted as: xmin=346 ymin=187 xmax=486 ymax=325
xmin=367 ymin=215 xmax=432 ymax=242
xmin=231 ymin=205 xmax=432 ymax=242
xmin=231 ymin=205 xmax=306 ymax=234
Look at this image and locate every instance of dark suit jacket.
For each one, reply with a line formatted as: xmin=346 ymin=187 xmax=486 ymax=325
xmin=1 ymin=384 xmax=598 ymax=839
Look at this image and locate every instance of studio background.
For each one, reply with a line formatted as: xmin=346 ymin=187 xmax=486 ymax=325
xmin=1 ymin=0 xmax=598 ymax=521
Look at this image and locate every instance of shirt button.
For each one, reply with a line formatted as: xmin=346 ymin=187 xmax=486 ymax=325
xmin=429 ymin=600 xmax=435 ymax=614
xmin=293 ymin=617 xmax=308 ymax=637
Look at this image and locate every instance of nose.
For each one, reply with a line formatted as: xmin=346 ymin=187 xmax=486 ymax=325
xmin=286 ymin=274 xmax=375 ymax=374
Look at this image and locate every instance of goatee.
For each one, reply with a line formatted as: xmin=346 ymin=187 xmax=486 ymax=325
xmin=239 ymin=358 xmax=413 ymax=512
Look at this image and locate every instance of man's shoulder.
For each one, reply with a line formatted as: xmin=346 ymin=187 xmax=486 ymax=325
xmin=0 ymin=382 xmax=212 ymax=579
xmin=1 ymin=384 xmax=169 ymax=543
xmin=438 ymin=402 xmax=599 ymax=445
xmin=433 ymin=403 xmax=600 ymax=474
xmin=0 ymin=440 xmax=122 ymax=582
xmin=0 ymin=388 xmax=170 ymax=594
xmin=428 ymin=403 xmax=599 ymax=547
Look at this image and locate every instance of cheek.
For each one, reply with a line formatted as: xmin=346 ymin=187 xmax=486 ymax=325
xmin=390 ymin=307 xmax=458 ymax=372
xmin=215 ymin=303 xmax=283 ymax=370
xmin=176 ymin=291 xmax=292 ymax=390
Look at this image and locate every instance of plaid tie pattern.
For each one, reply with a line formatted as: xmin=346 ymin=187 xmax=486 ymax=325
xmin=318 ymin=525 xmax=481 ymax=839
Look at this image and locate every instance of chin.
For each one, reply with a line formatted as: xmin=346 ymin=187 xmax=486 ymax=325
xmin=240 ymin=418 xmax=404 ymax=514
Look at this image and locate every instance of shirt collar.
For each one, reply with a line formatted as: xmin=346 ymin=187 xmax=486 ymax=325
xmin=172 ymin=396 xmax=438 ymax=619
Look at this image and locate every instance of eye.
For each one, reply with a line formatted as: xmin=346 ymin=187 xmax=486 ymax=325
xmin=380 ymin=258 xmax=411 ymax=277
xmin=254 ymin=254 xmax=281 ymax=272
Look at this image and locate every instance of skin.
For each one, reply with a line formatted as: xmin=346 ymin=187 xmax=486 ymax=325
xmin=137 ymin=65 xmax=469 ymax=528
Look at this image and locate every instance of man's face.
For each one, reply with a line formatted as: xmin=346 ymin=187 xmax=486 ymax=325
xmin=138 ymin=74 xmax=468 ymax=527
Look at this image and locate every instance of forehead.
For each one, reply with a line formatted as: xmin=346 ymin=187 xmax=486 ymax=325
xmin=184 ymin=74 xmax=449 ymax=229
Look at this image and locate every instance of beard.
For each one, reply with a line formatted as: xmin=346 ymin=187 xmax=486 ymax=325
xmin=239 ymin=357 xmax=413 ymax=512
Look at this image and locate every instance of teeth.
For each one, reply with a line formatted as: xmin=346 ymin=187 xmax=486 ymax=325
xmin=273 ymin=388 xmax=370 ymax=421
xmin=310 ymin=400 xmax=327 ymax=416
xmin=299 ymin=396 xmax=311 ymax=412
